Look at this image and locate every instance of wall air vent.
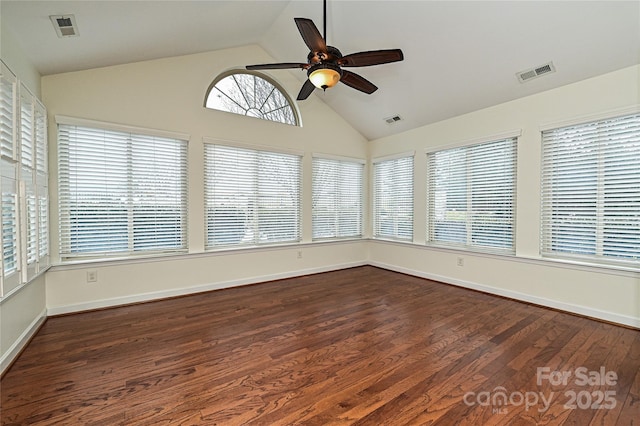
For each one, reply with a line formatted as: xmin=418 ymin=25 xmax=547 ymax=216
xmin=516 ymin=61 xmax=555 ymax=83
xmin=50 ymin=14 xmax=79 ymax=38
xmin=384 ymin=115 xmax=403 ymax=125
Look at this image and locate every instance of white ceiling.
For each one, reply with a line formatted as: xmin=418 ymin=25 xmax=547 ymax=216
xmin=2 ymin=0 xmax=639 ymax=140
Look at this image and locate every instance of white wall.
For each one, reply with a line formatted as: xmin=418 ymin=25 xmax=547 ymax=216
xmin=42 ymin=45 xmax=369 ymax=314
xmin=0 ymin=22 xmax=47 ymax=374
xmin=0 ymin=25 xmax=40 ymax=96
xmin=0 ymin=275 xmax=46 ymax=373
xmin=368 ymin=65 xmax=640 ymax=327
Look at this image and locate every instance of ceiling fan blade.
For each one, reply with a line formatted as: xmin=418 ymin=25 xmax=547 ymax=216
xmin=246 ymin=63 xmax=309 ymax=71
xmin=297 ymin=79 xmax=316 ymax=100
xmin=340 ymin=70 xmax=378 ymax=94
xmin=338 ymin=49 xmax=404 ymax=67
xmin=294 ymin=18 xmax=327 ymax=53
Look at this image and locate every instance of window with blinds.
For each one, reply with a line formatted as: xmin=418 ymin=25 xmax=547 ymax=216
xmin=35 ymin=104 xmax=48 ymax=265
xmin=373 ymin=154 xmax=414 ymax=241
xmin=58 ymin=122 xmax=188 ymax=259
xmin=1 ymin=63 xmax=16 ymax=160
xmin=312 ymin=156 xmax=364 ymax=240
xmin=1 ymin=162 xmax=18 ymax=281
xmin=1 ymin=64 xmax=50 ymax=295
xmin=205 ymin=143 xmax=301 ymax=249
xmin=427 ymin=138 xmax=516 ymax=253
xmin=1 ymin=63 xmax=18 ymax=292
xmin=541 ymin=112 xmax=640 ymax=266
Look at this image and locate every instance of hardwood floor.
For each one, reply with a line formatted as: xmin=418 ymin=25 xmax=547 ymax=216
xmin=1 ymin=266 xmax=639 ymax=425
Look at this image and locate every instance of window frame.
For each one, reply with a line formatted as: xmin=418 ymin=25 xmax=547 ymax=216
xmin=204 ymin=140 xmax=303 ymax=250
xmin=541 ymin=111 xmax=640 ymax=268
xmin=56 ymin=116 xmax=189 ymax=261
xmin=426 ymin=136 xmax=518 ymax=254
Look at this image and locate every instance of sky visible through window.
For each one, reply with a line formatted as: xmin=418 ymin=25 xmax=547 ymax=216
xmin=205 ymin=72 xmax=297 ymax=126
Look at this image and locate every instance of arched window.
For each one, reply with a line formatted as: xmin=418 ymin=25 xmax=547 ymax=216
xmin=204 ymin=71 xmax=299 ymax=126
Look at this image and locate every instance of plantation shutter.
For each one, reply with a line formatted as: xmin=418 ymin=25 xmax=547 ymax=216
xmin=35 ymin=102 xmax=49 ymax=265
xmin=1 ymin=62 xmax=50 ymax=294
xmin=373 ymin=154 xmax=414 ymax=241
xmin=541 ymin=113 xmax=640 ymax=266
xmin=205 ymin=143 xmax=301 ymax=249
xmin=19 ymin=86 xmax=34 ymax=169
xmin=0 ymin=62 xmax=19 ymax=291
xmin=312 ymin=156 xmax=364 ymax=240
xmin=427 ymin=138 xmax=517 ymax=253
xmin=1 ymin=161 xmax=19 ymax=289
xmin=19 ymin=84 xmax=38 ymax=279
xmin=0 ymin=62 xmax=16 ymax=160
xmin=58 ymin=122 xmax=188 ymax=258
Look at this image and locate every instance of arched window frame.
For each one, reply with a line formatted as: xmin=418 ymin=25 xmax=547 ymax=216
xmin=204 ymin=70 xmax=301 ymax=127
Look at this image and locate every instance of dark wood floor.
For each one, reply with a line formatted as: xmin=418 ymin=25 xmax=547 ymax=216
xmin=1 ymin=266 xmax=639 ymax=425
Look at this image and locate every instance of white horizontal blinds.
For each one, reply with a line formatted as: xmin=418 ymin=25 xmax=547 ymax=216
xmin=427 ymin=138 xmax=516 ymax=253
xmin=541 ymin=113 xmax=640 ymax=265
xmin=0 ymin=63 xmax=16 ymax=160
xmin=312 ymin=157 xmax=363 ymax=240
xmin=59 ymin=126 xmax=128 ymax=255
xmin=205 ymin=144 xmax=301 ymax=249
xmin=58 ymin=124 xmax=187 ymax=258
xmin=131 ymin=135 xmax=188 ymax=251
xmin=373 ymin=155 xmax=414 ymax=240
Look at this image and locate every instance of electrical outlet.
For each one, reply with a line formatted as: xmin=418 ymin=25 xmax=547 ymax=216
xmin=457 ymin=257 xmax=464 ymax=267
xmin=87 ymin=270 xmax=97 ymax=283
xmin=297 ymin=250 xmax=303 ymax=259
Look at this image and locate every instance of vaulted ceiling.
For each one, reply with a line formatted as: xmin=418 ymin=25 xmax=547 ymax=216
xmin=2 ymin=0 xmax=639 ymax=140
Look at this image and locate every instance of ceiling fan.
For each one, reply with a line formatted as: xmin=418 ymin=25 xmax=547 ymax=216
xmin=246 ymin=0 xmax=404 ymax=101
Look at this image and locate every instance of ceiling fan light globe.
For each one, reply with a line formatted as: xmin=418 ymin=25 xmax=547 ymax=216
xmin=309 ymin=68 xmax=341 ymax=90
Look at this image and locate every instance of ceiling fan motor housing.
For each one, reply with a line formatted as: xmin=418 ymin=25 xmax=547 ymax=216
xmin=307 ymin=46 xmax=343 ymax=64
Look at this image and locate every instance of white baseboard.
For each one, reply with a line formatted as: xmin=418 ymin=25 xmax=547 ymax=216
xmin=1 ymin=308 xmax=47 ymax=376
xmin=369 ymin=260 xmax=640 ymax=329
xmin=47 ymin=261 xmax=367 ymax=316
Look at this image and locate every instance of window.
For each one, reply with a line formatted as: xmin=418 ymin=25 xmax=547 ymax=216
xmin=20 ymin=85 xmax=38 ymax=278
xmin=427 ymin=138 xmax=517 ymax=253
xmin=204 ymin=71 xmax=298 ymax=126
xmin=0 ymin=61 xmax=49 ymax=296
xmin=312 ymin=156 xmax=364 ymax=240
xmin=35 ymin=103 xmax=48 ymax=266
xmin=1 ymin=63 xmax=19 ymax=295
xmin=205 ymin=143 xmax=301 ymax=249
xmin=541 ymin=112 xmax=640 ymax=267
xmin=57 ymin=120 xmax=188 ymax=259
xmin=373 ymin=154 xmax=414 ymax=241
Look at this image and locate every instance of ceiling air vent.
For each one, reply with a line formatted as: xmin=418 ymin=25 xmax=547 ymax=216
xmin=50 ymin=15 xmax=79 ymax=38
xmin=384 ymin=115 xmax=403 ymax=125
xmin=516 ymin=61 xmax=555 ymax=83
